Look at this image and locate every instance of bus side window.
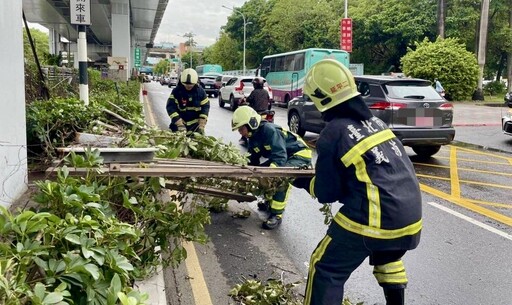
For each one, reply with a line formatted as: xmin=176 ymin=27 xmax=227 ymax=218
xmin=294 ymin=53 xmax=305 ymax=70
xmin=285 ymin=55 xmax=295 ymax=71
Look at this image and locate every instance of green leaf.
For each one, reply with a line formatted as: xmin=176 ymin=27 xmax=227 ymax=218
xmin=65 ymin=234 xmax=81 ymax=245
xmin=42 ymin=292 xmax=64 ymax=304
xmin=84 ymin=263 xmax=100 ymax=280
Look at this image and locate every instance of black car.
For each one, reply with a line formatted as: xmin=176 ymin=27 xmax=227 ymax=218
xmin=199 ymin=75 xmax=218 ymax=98
xmin=287 ymin=75 xmax=456 ymax=158
xmin=505 ymin=91 xmax=512 ymax=108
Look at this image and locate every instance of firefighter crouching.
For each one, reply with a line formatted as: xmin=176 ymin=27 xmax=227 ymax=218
xmin=231 ymin=106 xmax=312 ymax=229
xmin=166 ymin=68 xmax=210 ymax=135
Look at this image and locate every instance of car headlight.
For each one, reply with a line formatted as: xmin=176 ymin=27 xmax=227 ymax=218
xmin=504 ymin=109 xmax=512 ymax=119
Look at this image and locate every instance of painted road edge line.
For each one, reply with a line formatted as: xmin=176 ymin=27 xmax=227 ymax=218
xmin=427 ymin=201 xmax=512 ymax=241
xmin=145 ymin=88 xmax=214 ymax=305
xmin=183 ymin=241 xmax=214 ymax=305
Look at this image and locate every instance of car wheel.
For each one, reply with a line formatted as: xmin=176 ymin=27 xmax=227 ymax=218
xmin=288 ymin=111 xmax=306 ymax=137
xmin=230 ymin=95 xmax=237 ymax=111
xmin=219 ymin=96 xmax=225 ymax=108
xmin=214 ymin=92 xmax=218 ymax=98
xmin=412 ymin=145 xmax=441 ymax=158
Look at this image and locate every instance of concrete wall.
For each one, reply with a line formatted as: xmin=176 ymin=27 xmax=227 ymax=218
xmin=0 ymin=2 xmax=28 ymax=207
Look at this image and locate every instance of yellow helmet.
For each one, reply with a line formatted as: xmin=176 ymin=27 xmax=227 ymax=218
xmin=303 ymin=59 xmax=360 ymax=112
xmin=180 ymin=68 xmax=198 ymax=85
xmin=231 ymin=106 xmax=261 ymax=131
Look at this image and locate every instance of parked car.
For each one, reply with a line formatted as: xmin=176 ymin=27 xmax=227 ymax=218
xmin=502 ymin=109 xmax=512 ymax=136
xmin=160 ymin=76 xmax=170 ymax=86
xmin=504 ymin=91 xmax=512 ymax=108
xmin=168 ymin=76 xmax=178 ymax=87
xmin=219 ymin=76 xmax=273 ymax=111
xmin=287 ymin=75 xmax=455 ymax=157
xmin=215 ymin=74 xmax=234 ymax=95
xmin=199 ymin=75 xmax=218 ymax=97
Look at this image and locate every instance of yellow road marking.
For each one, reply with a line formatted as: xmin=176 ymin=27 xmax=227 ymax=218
xmin=143 ymin=88 xmax=157 ymax=127
xmin=413 ymin=162 xmax=512 ymax=177
xmin=466 ymin=199 xmax=512 ymax=209
xmin=420 ymin=184 xmax=512 ymax=227
xmin=416 ymin=174 xmax=512 ymax=190
xmin=183 ymin=241 xmax=214 ymax=305
xmin=454 ymin=146 xmax=512 ymax=163
xmin=449 ymin=146 xmax=460 ymax=198
xmin=434 ymin=155 xmax=511 ymax=166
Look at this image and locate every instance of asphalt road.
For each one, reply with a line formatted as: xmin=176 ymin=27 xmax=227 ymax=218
xmin=145 ymin=82 xmax=512 ymax=305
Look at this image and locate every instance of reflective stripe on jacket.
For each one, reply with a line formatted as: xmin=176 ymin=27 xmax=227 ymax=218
xmin=166 ymin=84 xmax=209 ymax=130
xmin=312 ymin=116 xmax=422 ymax=250
xmin=248 ymin=121 xmax=311 ymax=167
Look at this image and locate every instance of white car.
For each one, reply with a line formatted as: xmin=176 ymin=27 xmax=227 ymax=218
xmin=218 ymin=76 xmax=273 ymax=111
xmin=502 ymin=109 xmax=512 ymax=136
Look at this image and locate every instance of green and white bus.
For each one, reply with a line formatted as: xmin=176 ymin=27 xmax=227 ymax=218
xmin=259 ymin=48 xmax=350 ymax=106
xmin=195 ymin=64 xmax=223 ymax=76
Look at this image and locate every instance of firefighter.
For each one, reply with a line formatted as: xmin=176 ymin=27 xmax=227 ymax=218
xmin=231 ymin=106 xmax=312 ymax=229
xmin=239 ymin=77 xmax=272 ymax=145
xmin=293 ymin=59 xmax=422 ymax=305
xmin=166 ymin=68 xmax=209 ymax=135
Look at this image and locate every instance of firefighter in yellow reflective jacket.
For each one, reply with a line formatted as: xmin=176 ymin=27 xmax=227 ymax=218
xmin=232 ymin=106 xmax=312 ymax=229
xmin=293 ymin=59 xmax=422 ymax=305
xmin=166 ymin=68 xmax=209 ymax=135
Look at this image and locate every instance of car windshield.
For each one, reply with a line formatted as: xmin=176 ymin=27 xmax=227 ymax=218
xmin=384 ymin=81 xmax=440 ymax=100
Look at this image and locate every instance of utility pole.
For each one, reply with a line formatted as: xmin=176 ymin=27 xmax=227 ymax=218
xmin=183 ymin=32 xmax=195 ymax=69
xmin=222 ymin=6 xmax=251 ymax=75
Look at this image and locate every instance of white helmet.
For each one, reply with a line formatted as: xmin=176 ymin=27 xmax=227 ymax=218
xmin=180 ymin=68 xmax=198 ymax=85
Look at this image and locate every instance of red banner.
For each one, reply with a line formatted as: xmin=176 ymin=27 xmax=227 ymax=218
xmin=340 ymin=18 xmax=353 ymax=52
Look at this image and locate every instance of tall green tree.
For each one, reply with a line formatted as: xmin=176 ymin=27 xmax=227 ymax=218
xmin=202 ymin=32 xmax=240 ymax=70
xmin=23 ymin=27 xmax=49 ymax=64
xmin=349 ymin=0 xmax=437 ymax=74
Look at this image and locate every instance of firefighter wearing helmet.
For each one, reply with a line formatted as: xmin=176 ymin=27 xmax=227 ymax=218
xmin=293 ymin=59 xmax=422 ymax=305
xmin=231 ymin=106 xmax=312 ymax=230
xmin=166 ymin=68 xmax=210 ymax=135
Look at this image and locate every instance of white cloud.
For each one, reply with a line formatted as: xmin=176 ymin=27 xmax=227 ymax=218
xmin=155 ymin=0 xmax=248 ymax=47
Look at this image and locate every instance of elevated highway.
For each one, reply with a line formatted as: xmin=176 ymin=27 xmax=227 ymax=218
xmin=22 ymin=0 xmax=169 ymax=67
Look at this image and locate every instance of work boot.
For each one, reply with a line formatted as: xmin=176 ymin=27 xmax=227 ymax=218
xmin=383 ymin=288 xmax=404 ymax=305
xmin=262 ymin=214 xmax=282 ymax=230
xmin=257 ymin=200 xmax=270 ymax=212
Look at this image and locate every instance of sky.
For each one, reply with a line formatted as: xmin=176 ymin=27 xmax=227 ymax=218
xmin=154 ymin=0 xmax=248 ymax=47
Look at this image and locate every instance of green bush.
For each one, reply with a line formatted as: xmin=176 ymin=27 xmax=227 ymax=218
xmin=401 ymin=37 xmax=479 ymax=101
xmin=483 ymin=81 xmax=506 ymax=96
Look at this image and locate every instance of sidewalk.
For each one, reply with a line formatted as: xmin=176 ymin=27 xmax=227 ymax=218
xmin=452 ymin=102 xmax=507 ymax=126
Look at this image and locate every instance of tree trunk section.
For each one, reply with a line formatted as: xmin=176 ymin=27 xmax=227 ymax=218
xmin=472 ymin=0 xmax=490 ymax=101
xmin=437 ymin=0 xmax=446 ymax=38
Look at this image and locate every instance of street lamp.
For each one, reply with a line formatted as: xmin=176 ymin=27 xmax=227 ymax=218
xmin=222 ymin=5 xmax=251 ymax=75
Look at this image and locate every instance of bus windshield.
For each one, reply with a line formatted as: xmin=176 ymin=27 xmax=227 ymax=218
xmin=259 ymin=48 xmax=350 ymax=106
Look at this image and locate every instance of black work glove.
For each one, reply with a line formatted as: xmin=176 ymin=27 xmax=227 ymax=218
xmin=292 ymin=177 xmax=312 ymax=190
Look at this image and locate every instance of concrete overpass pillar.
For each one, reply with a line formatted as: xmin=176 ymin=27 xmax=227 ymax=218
xmin=111 ymin=0 xmax=131 ymax=80
xmin=49 ymin=28 xmax=61 ymax=55
xmin=0 ymin=1 xmax=27 ymax=206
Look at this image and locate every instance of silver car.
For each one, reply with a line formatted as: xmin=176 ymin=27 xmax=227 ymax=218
xmin=287 ymin=75 xmax=455 ymax=158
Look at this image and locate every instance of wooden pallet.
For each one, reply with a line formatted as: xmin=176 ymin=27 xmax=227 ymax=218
xmin=46 ymin=158 xmax=315 ymax=178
